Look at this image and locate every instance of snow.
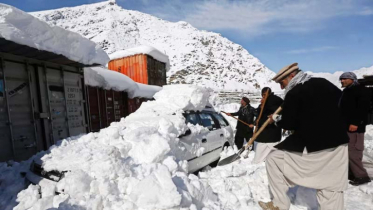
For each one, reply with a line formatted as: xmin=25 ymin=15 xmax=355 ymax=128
xmin=1 ymin=96 xmax=373 ymax=209
xmin=84 ymin=66 xmax=162 ymax=99
xmin=4 ymin=85 xmax=221 ymax=210
xmin=307 ymin=65 xmax=373 ymax=89
xmin=109 ymin=45 xmax=170 ymax=71
xmin=153 ymin=85 xmax=210 ymax=111
xmin=31 ymin=1 xmax=279 ymax=92
xmin=0 ymin=4 xmax=109 ymax=66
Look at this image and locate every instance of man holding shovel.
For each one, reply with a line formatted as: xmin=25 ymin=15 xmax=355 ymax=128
xmin=259 ymin=63 xmax=349 ymax=210
xmin=225 ymin=97 xmax=256 ymax=149
xmin=252 ymin=87 xmax=283 ymax=164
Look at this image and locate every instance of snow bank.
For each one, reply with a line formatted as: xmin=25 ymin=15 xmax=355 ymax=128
xmin=109 ymin=45 xmax=170 ymax=71
xmin=3 ymin=95 xmax=373 ymax=209
xmin=12 ymin=85 xmax=221 ymax=209
xmin=153 ymin=85 xmax=210 ymax=111
xmin=84 ymin=66 xmax=161 ymax=99
xmin=0 ymin=4 xmax=109 ymax=65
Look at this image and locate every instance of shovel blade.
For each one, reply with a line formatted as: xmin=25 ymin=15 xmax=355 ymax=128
xmin=217 ymin=154 xmax=241 ymax=166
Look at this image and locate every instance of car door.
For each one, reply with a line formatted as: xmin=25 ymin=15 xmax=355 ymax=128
xmin=179 ymin=113 xmax=203 ymax=159
xmin=197 ymin=112 xmax=223 ymax=164
xmin=179 ymin=112 xmax=211 ymax=172
xmin=211 ymin=112 xmax=234 ymax=147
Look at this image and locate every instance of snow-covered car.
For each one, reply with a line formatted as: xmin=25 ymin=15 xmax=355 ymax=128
xmin=180 ymin=108 xmax=234 ymax=173
xmin=26 ymin=108 xmax=234 ymax=188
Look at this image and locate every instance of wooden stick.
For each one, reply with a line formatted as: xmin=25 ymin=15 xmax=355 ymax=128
xmin=221 ymin=111 xmax=253 ymax=128
xmin=243 ymin=106 xmax=282 ymax=150
xmin=254 ymin=89 xmax=270 ymax=134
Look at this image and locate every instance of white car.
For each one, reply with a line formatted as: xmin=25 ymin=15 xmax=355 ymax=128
xmin=26 ymin=108 xmax=234 ymax=187
xmin=180 ymin=108 xmax=234 ymax=173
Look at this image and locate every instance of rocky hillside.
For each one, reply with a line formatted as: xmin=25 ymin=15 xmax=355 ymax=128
xmin=31 ymin=0 xmax=279 ymax=92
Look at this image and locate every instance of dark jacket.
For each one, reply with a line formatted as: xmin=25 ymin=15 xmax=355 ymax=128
xmin=339 ymin=84 xmax=371 ymax=133
xmin=255 ymin=93 xmax=283 ymax=143
xmin=231 ymin=105 xmax=256 ymax=136
xmin=275 ymin=78 xmax=349 ymax=153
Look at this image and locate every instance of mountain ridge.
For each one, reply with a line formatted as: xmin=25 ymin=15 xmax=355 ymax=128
xmin=30 ymin=0 xmax=280 ymax=93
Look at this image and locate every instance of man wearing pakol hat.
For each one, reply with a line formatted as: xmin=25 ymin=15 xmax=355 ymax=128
xmin=226 ymin=97 xmax=256 ymax=149
xmin=259 ymin=63 xmax=349 ymax=210
xmin=339 ymin=72 xmax=371 ymax=186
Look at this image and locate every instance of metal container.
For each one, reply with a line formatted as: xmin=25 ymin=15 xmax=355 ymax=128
xmin=108 ymin=54 xmax=166 ymax=86
xmin=86 ymin=87 xmax=129 ymax=132
xmin=0 ymin=52 xmax=88 ymax=162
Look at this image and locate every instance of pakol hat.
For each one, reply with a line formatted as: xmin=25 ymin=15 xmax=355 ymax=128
xmin=272 ymin=63 xmax=299 ymax=83
xmin=242 ymin=97 xmax=250 ymax=104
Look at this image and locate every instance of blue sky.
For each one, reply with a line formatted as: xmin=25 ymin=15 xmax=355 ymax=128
xmin=1 ymin=0 xmax=373 ymax=73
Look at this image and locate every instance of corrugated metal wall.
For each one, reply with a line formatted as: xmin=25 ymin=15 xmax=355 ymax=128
xmin=108 ymin=54 xmax=167 ymax=87
xmin=86 ymin=87 xmax=134 ymax=132
xmin=147 ymin=56 xmax=167 ymax=86
xmin=0 ymin=52 xmax=154 ymax=162
xmin=0 ymin=53 xmax=87 ymax=162
xmin=108 ymin=54 xmax=148 ymax=84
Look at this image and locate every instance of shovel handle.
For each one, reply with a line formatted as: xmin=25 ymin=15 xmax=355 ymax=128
xmin=221 ymin=111 xmax=253 ymax=128
xmin=254 ymin=89 xmax=270 ymax=134
xmin=243 ymin=106 xmax=282 ymax=150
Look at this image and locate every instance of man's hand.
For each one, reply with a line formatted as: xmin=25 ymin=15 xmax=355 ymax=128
xmin=268 ymin=114 xmax=274 ymax=124
xmin=249 ymin=124 xmax=254 ymax=128
xmin=349 ymin=124 xmax=358 ymax=132
xmin=226 ymin=113 xmax=232 ymax=116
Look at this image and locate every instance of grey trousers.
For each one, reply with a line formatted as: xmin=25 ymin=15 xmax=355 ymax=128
xmin=266 ymin=147 xmax=347 ymax=210
xmin=348 ymin=132 xmax=369 ymax=178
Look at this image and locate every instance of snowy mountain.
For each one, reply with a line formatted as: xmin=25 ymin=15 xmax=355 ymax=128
xmin=308 ymin=65 xmax=373 ymax=88
xmin=30 ymin=0 xmax=279 ymax=93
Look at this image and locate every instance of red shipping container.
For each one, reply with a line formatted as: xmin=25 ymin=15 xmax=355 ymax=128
xmin=108 ymin=54 xmax=167 ymax=87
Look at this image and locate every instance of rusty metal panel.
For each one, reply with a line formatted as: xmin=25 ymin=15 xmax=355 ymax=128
xmin=87 ymin=87 xmax=129 ymax=131
xmin=108 ymin=53 xmax=166 ymax=86
xmin=87 ymin=87 xmax=101 ymax=132
xmin=113 ymin=91 xmax=128 ymax=121
xmin=147 ymin=56 xmax=166 ymax=86
xmin=108 ymin=54 xmax=149 ymax=84
xmin=105 ymin=90 xmax=115 ymax=126
xmin=127 ymin=98 xmax=137 ymax=114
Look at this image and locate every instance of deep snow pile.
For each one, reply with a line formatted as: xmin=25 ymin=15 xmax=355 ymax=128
xmin=1 ymin=96 xmax=373 ymax=210
xmin=11 ymin=85 xmax=221 ymax=210
xmin=0 ymin=4 xmax=109 ymax=66
xmin=109 ymin=45 xmax=170 ymax=71
xmin=84 ymin=66 xmax=162 ymax=99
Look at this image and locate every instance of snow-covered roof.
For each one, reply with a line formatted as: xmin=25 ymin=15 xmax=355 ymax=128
xmin=109 ymin=45 xmax=170 ymax=71
xmin=0 ymin=4 xmax=109 ymax=66
xmin=84 ymin=66 xmax=162 ymax=99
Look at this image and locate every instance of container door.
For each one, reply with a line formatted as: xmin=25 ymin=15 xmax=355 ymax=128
xmin=113 ymin=90 xmax=127 ymax=121
xmin=37 ymin=66 xmax=87 ymax=146
xmin=0 ymin=59 xmax=42 ymax=161
xmin=87 ymin=86 xmax=102 ymax=132
xmin=104 ymin=90 xmax=115 ymax=126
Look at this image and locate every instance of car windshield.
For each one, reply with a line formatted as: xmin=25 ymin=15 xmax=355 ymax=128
xmin=185 ymin=113 xmax=200 ymax=125
xmin=212 ymin=113 xmax=228 ymax=127
xmin=199 ymin=113 xmax=218 ymax=130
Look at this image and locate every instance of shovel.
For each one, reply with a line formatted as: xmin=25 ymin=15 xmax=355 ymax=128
xmin=218 ymin=106 xmax=282 ymax=166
